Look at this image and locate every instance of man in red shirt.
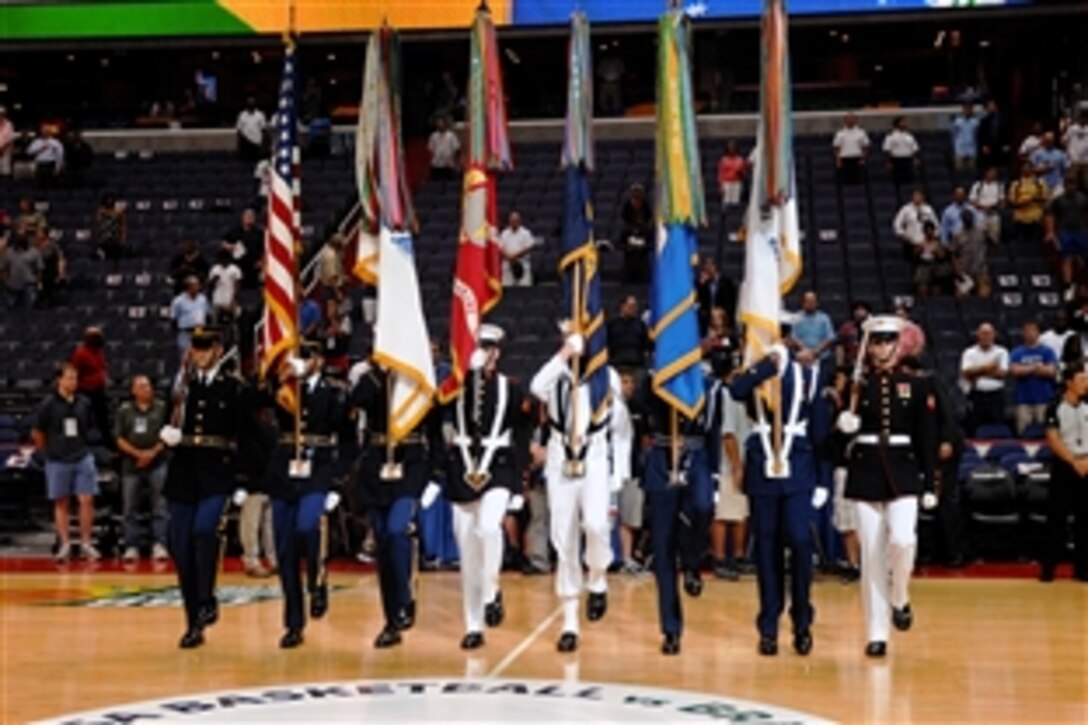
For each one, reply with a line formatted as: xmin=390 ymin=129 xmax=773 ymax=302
xmin=717 ymin=139 xmax=748 ymax=213
xmin=69 ymin=326 xmax=110 ymax=443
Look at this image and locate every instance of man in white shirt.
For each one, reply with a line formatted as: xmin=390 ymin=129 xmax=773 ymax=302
xmin=882 ymin=116 xmax=920 ymax=189
xmin=1039 ymin=310 xmax=1074 ymax=364
xmin=969 ymin=166 xmax=1005 ymax=244
xmin=833 ymin=112 xmax=870 ymax=185
xmin=428 ymin=116 xmax=461 ymax=181
xmin=27 ymin=129 xmax=65 ymax=184
xmin=0 ymin=107 xmax=14 ymax=177
xmin=236 ymin=97 xmax=267 ymax=161
xmin=1064 ymin=109 xmax=1088 ymax=191
xmin=959 ymin=322 xmax=1010 ymax=435
xmin=169 ymin=276 xmax=211 ymax=357
xmin=1019 ymin=122 xmax=1044 ymax=160
xmin=893 ymin=188 xmax=939 ymax=252
xmin=499 ymin=211 xmax=536 ymax=287
xmin=208 ymin=250 xmax=242 ymax=322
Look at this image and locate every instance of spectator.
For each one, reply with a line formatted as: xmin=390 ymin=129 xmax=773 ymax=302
xmin=32 ymin=363 xmax=101 ymax=562
xmin=789 ymin=290 xmax=836 ymax=366
xmin=69 ymin=326 xmax=110 ymax=440
xmin=254 ymin=158 xmax=271 ymax=204
xmin=34 ymin=228 xmax=66 ymax=308
xmin=950 ymin=102 xmax=980 ymax=176
xmin=1019 ymin=121 xmax=1045 ymax=160
xmin=320 ymin=296 xmax=352 ymax=375
xmin=950 ymin=201 xmax=990 ymax=298
xmin=300 ymin=295 xmax=323 ymax=341
xmin=499 ymin=211 xmax=536 ymax=288
xmin=702 ymin=307 xmax=738 ymax=379
xmin=959 ymin=322 xmax=1009 ymax=434
xmin=15 ymin=196 xmax=47 ymax=239
xmin=1010 ymin=319 xmax=1058 ymax=434
xmin=893 ymin=188 xmax=939 ymax=260
xmin=835 ymin=299 xmax=872 ymax=368
xmin=1008 ymin=160 xmax=1050 ymax=247
xmin=826 ymin=366 xmax=860 ymax=582
xmin=616 ymin=370 xmax=647 ymax=574
xmin=169 ymin=276 xmax=210 ymax=356
xmin=832 ymin=112 xmax=870 ymax=185
xmin=0 ymin=233 xmax=42 ymax=309
xmin=235 ymin=96 xmax=267 ymax=161
xmin=969 ymin=166 xmax=1005 ymax=244
xmin=1040 ymin=366 xmax=1088 ymax=583
xmin=92 ymin=193 xmax=126 ymax=261
xmin=0 ymin=106 xmax=14 ymax=178
xmin=1031 ymin=132 xmax=1070 ymax=198
xmin=169 ymin=240 xmax=209 ymax=293
xmin=896 ymin=304 xmax=927 ymax=359
xmin=114 ymin=375 xmax=170 ymax=563
xmin=977 ymin=99 xmax=1011 ymax=172
xmin=912 ymin=220 xmax=952 ymax=298
xmin=882 ymin=116 xmax=920 ymax=189
xmin=63 ymin=130 xmax=93 ymax=186
xmin=696 ymin=257 xmax=736 ymax=334
xmin=1063 ymin=109 xmax=1088 ymax=191
xmin=710 ymin=355 xmax=750 ymax=581
xmin=717 ymin=139 xmax=748 ymax=212
xmin=597 ymin=53 xmax=625 ymax=116
xmin=208 ymin=249 xmax=242 ymax=327
xmin=317 ymin=233 xmax=345 ymax=295
xmin=1044 ymin=172 xmax=1088 ymax=301
xmin=222 ymin=208 xmax=263 ymax=286
xmin=939 ymin=186 xmax=981 ymax=247
xmin=607 ymin=295 xmax=650 ymax=371
xmin=620 ymin=183 xmax=652 ymax=284
xmin=1040 ymin=310 xmax=1074 ymax=363
xmin=427 ymin=116 xmax=460 ymax=181
xmin=27 ymin=127 xmax=65 ymax=185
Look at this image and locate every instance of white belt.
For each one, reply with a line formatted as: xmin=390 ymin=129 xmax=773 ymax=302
xmin=856 ymin=434 xmax=911 ymax=446
xmin=452 ymin=431 xmax=511 ymax=448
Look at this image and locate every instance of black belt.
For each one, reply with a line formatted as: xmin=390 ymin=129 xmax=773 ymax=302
xmin=278 ymin=434 xmax=337 ymax=447
xmin=368 ymin=433 xmax=424 ymax=447
xmin=180 ymin=435 xmax=235 ymax=450
xmin=652 ymin=434 xmax=704 ymax=450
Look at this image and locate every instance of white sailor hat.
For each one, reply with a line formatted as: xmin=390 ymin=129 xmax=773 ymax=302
xmin=479 ymin=323 xmax=505 ymax=347
xmin=863 ymin=315 xmax=903 ymax=337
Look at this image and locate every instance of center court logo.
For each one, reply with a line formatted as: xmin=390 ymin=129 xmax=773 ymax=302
xmin=40 ymin=679 xmax=835 ymax=724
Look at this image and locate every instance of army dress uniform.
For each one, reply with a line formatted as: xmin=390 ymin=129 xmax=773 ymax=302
xmin=641 ymin=373 xmax=719 ymax=655
xmin=840 ymin=316 xmax=937 ymax=656
xmin=351 ymin=361 xmax=444 ymax=648
xmin=264 ymin=361 xmax=349 ymax=648
xmin=729 ymin=350 xmax=831 ymax=656
xmin=163 ymin=333 xmax=246 ymax=648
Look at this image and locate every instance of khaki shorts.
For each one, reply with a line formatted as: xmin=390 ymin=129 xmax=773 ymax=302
xmin=715 ymin=467 xmax=749 ymax=521
xmin=832 ymin=467 xmax=858 ymax=533
xmin=619 ymin=477 xmax=644 ymax=528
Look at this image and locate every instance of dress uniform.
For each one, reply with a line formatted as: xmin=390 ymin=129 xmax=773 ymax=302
xmin=351 ymin=357 xmax=444 ymax=649
xmin=265 ymin=343 xmax=349 ymax=648
xmin=641 ymin=372 xmax=718 ymax=655
xmin=729 ymin=348 xmax=831 ymax=657
xmin=160 ymin=328 xmax=246 ymax=649
xmin=529 ymin=333 xmax=631 ymax=653
xmin=1040 ymin=368 xmax=1088 ymax=583
xmin=837 ymin=315 xmax=938 ymax=657
xmin=433 ymin=325 xmax=533 ymax=649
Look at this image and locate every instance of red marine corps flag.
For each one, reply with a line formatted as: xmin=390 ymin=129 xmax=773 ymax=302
xmin=438 ymin=2 xmax=511 ymax=402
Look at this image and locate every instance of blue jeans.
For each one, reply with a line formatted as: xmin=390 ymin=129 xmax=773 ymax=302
xmin=7 ymin=284 xmax=36 ymax=310
xmin=122 ymin=463 xmax=168 ymax=548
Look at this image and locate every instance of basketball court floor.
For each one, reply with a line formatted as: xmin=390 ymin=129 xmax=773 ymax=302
xmin=1 ymin=562 xmax=1085 ymax=722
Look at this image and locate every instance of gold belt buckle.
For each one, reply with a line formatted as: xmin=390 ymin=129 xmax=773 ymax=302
xmin=464 ymin=471 xmax=491 ymax=491
xmin=562 ymin=460 xmax=586 ymax=479
xmin=667 ymin=470 xmax=688 ymax=488
xmin=380 ymin=462 xmax=404 ymax=481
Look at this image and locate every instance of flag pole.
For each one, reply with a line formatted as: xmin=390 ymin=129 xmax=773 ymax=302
xmin=569 ymin=259 xmax=583 ymax=456
xmin=286 ymin=0 xmax=302 ymax=463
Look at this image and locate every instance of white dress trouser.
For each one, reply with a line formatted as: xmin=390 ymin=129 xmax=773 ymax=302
xmin=855 ymin=496 xmax=919 ymax=643
xmin=547 ymin=456 xmax=612 ymax=634
xmin=452 ymin=487 xmax=511 ymax=634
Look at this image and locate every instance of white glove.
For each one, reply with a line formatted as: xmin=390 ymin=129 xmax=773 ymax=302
xmin=324 ymin=491 xmax=342 ymax=513
xmin=769 ymin=343 xmax=790 ymax=376
xmin=421 ymin=482 xmax=441 ymax=510
xmin=811 ymin=487 xmax=829 ymax=510
xmin=921 ymin=492 xmax=938 ymax=510
xmin=469 ymin=348 xmax=488 ymax=371
xmin=287 ymin=356 xmax=308 ymax=378
xmin=232 ymin=488 xmax=248 ymax=507
xmin=507 ymin=494 xmax=525 ymax=512
xmin=564 ymin=333 xmax=585 ymax=357
xmin=836 ymin=411 xmax=861 ymax=435
xmin=159 ymin=425 xmax=182 ymax=448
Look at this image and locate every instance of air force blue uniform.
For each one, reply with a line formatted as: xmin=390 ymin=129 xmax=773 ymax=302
xmin=729 ymin=355 xmax=831 ymax=644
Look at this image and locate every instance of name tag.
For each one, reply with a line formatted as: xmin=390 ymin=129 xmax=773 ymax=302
xmin=134 ymin=416 xmax=148 ymax=435
xmin=288 ymin=459 xmax=312 ymax=479
xmin=64 ymin=417 xmax=78 ymax=438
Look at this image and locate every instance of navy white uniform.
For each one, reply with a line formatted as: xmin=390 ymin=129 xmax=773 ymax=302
xmin=265 ymin=368 xmax=349 ymax=646
xmin=730 ymin=353 xmax=831 ymax=654
xmin=351 ymin=362 xmax=444 ymax=647
xmin=641 ymin=373 xmax=719 ymax=652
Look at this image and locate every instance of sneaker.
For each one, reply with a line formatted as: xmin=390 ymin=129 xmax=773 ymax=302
xmin=735 ymin=558 xmax=756 ymax=576
xmin=151 ymin=543 xmax=170 ymax=561
xmin=54 ymin=542 xmax=71 ymax=563
xmin=122 ymin=546 xmax=140 ymax=563
xmin=619 ymin=559 xmax=645 ymax=575
xmin=713 ymin=561 xmax=740 ymax=581
xmin=82 ymin=542 xmax=102 ymax=561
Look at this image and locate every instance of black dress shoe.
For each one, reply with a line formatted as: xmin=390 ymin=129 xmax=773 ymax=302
xmin=661 ymin=633 xmax=681 ymax=655
xmin=1039 ymin=567 xmax=1055 ymax=583
xmin=280 ymin=628 xmax=304 ymax=649
xmin=586 ymin=591 xmax=608 ymax=622
xmin=396 ymin=600 xmax=416 ymax=631
xmin=197 ymin=599 xmax=219 ymax=628
xmin=310 ymin=586 xmax=328 ymax=620
xmin=892 ymin=604 xmax=913 ymax=632
xmin=865 ymin=641 xmax=887 ymax=658
xmin=485 ymin=591 xmax=504 ymax=628
xmin=793 ymin=630 xmax=813 ymax=656
xmin=758 ymin=636 xmax=778 ymax=656
xmin=683 ymin=570 xmax=703 ymax=598
xmin=460 ymin=631 xmax=485 ymax=650
xmin=556 ymin=631 xmax=579 ymax=653
xmin=374 ymin=626 xmax=402 ymax=649
xmin=179 ymin=628 xmax=205 ymax=649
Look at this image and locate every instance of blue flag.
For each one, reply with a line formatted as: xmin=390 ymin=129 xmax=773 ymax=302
xmin=559 ymin=165 xmax=609 ymax=419
xmin=651 ymin=223 xmax=704 ymax=418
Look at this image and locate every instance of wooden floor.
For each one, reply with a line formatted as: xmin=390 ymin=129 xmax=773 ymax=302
xmin=1 ymin=566 xmax=1085 ymax=723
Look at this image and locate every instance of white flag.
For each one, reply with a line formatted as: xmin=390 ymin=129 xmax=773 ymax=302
xmin=374 ymin=227 xmax=435 ymax=440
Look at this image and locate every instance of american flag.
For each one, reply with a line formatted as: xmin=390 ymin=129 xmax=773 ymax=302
xmin=261 ymin=41 xmax=301 ymax=411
